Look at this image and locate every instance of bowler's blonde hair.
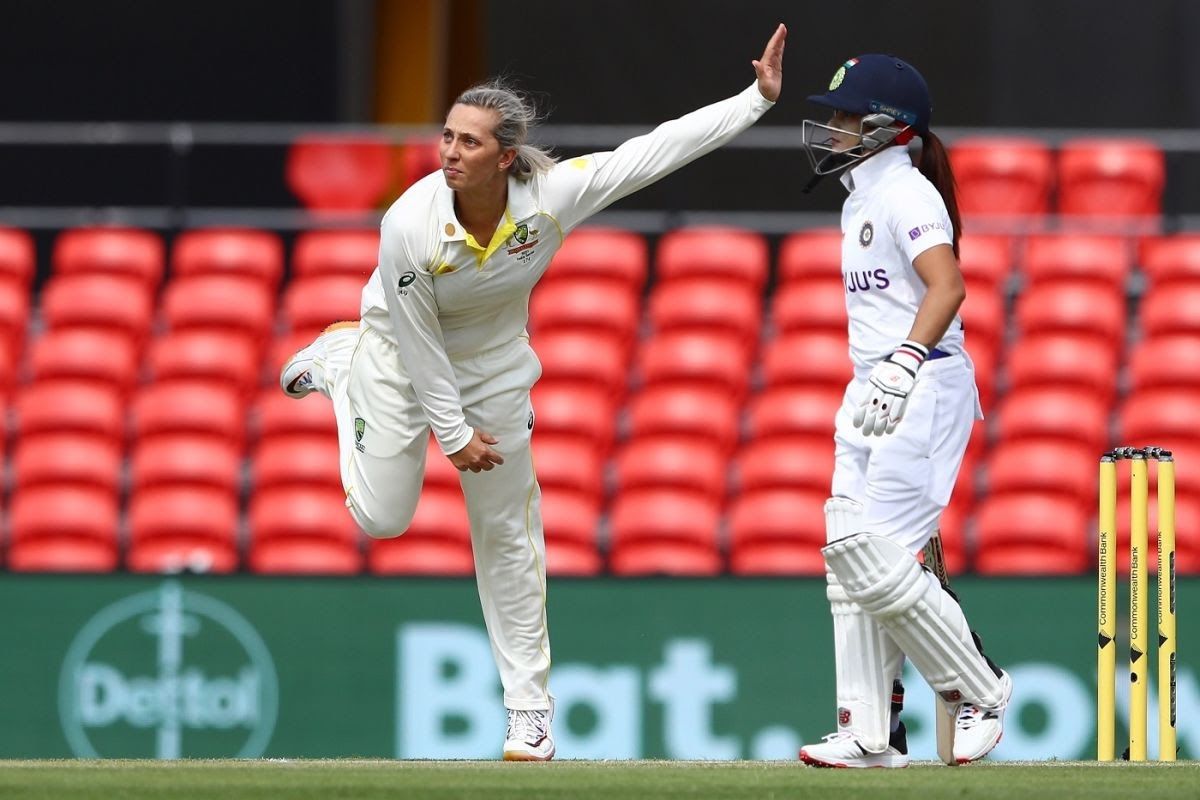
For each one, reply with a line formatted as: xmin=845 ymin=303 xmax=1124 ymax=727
xmin=454 ymin=80 xmax=555 ymax=180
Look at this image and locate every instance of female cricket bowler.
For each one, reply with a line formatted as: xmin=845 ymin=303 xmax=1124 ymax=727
xmin=795 ymin=54 xmax=1012 ymax=768
xmin=280 ymin=24 xmax=786 ymax=761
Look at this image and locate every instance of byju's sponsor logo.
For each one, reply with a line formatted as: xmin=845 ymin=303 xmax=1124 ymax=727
xmin=844 ymin=268 xmax=891 ymax=293
xmin=907 ymin=222 xmax=945 ymax=241
xmin=58 ymin=581 xmax=278 ymax=759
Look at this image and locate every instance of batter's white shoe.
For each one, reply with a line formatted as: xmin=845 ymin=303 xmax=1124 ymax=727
xmin=503 ymin=701 xmax=555 ymax=762
xmin=799 ymin=723 xmax=910 ymax=769
xmin=280 ymin=321 xmax=358 ymax=399
xmin=952 ymin=670 xmax=1013 ymax=763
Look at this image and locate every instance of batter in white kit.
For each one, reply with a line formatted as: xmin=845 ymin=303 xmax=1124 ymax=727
xmin=795 ymin=54 xmax=1013 ymax=768
xmin=280 ymin=25 xmax=787 ymax=761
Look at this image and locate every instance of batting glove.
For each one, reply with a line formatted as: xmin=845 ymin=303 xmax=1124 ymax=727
xmin=853 ymin=340 xmax=928 ymax=436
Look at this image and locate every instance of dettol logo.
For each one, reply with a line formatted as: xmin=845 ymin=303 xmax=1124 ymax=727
xmin=58 ymin=581 xmax=278 ymax=758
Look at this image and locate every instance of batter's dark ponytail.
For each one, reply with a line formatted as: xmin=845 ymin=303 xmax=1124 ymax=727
xmin=917 ymin=131 xmax=962 ymax=259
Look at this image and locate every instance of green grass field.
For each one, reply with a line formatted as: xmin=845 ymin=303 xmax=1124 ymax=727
xmin=1 ymin=760 xmax=1197 ymax=800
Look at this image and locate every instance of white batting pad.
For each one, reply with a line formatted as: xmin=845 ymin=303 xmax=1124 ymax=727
xmin=823 ymin=533 xmax=1005 ymax=708
xmin=826 ymin=571 xmax=904 ymax=752
xmin=824 ymin=496 xmax=865 ymax=543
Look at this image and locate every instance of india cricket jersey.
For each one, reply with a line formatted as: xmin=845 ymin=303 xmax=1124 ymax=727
xmin=360 ymin=82 xmax=775 ymax=454
xmin=837 ymin=146 xmax=963 ymax=374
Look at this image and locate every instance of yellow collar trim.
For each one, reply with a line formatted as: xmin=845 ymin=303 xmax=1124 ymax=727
xmin=463 ymin=207 xmax=517 ymax=268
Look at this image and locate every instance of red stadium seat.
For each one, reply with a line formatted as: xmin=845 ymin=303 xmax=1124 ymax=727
xmin=648 ymin=278 xmax=762 ymax=356
xmin=984 ymin=439 xmax=1096 ymax=504
xmin=957 ymin=234 xmax=1012 ymax=292
xmin=146 ymin=329 xmax=261 ymax=397
xmin=747 ymin=385 xmax=843 ymax=440
xmin=17 ymin=381 xmax=124 ymax=442
xmin=1141 ymin=284 xmax=1200 ymax=338
xmin=777 ymin=228 xmax=843 ymax=284
xmin=541 ymin=489 xmax=602 ymax=576
xmin=761 ymin=330 xmax=851 ymax=389
xmin=949 ymin=137 xmax=1054 ymax=216
xmin=12 ymin=433 xmax=122 ymax=495
xmin=368 ymin=535 xmax=475 ymax=576
xmin=970 ymin=339 xmax=999 ymax=412
xmin=728 ymin=488 xmax=827 ymax=575
xmin=161 ymin=274 xmax=274 ymax=343
xmin=532 ymin=434 xmax=604 ymax=506
xmin=52 ymin=227 xmax=164 ymax=287
xmin=735 ymin=435 xmax=834 ymax=494
xmin=994 ymin=387 xmax=1110 ymax=454
xmin=529 ymin=279 xmax=640 ymax=350
xmin=1022 ymin=234 xmax=1131 ymax=291
xmin=772 ymin=277 xmax=849 ymax=335
xmin=933 ymin=497 xmax=969 ymax=576
xmin=27 ymin=328 xmax=139 ymax=392
xmin=609 ymin=489 xmax=722 ymax=575
xmin=254 ymin=386 xmax=337 ymax=441
xmin=8 ymin=485 xmax=120 ymax=572
xmin=132 ymin=381 xmax=245 ymax=445
xmin=1015 ymin=282 xmax=1125 ymax=344
xmin=129 ymin=434 xmax=243 ymax=493
xmin=422 ymin=436 xmax=462 ymax=491
xmin=958 ymin=282 xmax=1004 ymax=351
xmin=0 ymin=227 xmax=35 ymax=287
xmin=547 ymin=228 xmax=648 ymax=292
xmin=0 ymin=279 xmax=29 ymax=354
xmin=1119 ymin=389 xmax=1200 ymax=445
xmin=1005 ymin=333 xmax=1120 ymax=399
xmin=530 ymin=383 xmax=616 ymax=455
xmin=534 ymin=330 xmax=628 ymax=402
xmin=1140 ymin=235 xmax=1200 ymax=290
xmin=249 ymin=486 xmax=363 ymax=574
xmin=399 ymin=136 xmax=441 ymax=191
xmin=614 ymin=436 xmax=726 ymax=498
xmin=368 ymin=488 xmax=473 ymax=576
xmin=625 ymin=383 xmax=741 ymax=455
xmin=281 ymin=275 xmax=365 ymax=336
xmin=638 ymin=331 xmax=750 ymax=398
xmin=974 ymin=493 xmax=1090 ymax=574
xmin=1128 ymin=335 xmax=1200 ymax=392
xmin=40 ymin=273 xmax=153 ymax=340
xmin=655 ymin=227 xmax=769 ymax=289
xmin=127 ymin=486 xmax=240 ymax=573
xmin=171 ymin=228 xmax=284 ymax=289
xmin=251 ymin=433 xmax=342 ymax=490
xmin=1057 ymin=139 xmax=1165 ymax=217
xmin=292 ymin=229 xmax=379 ymax=279
xmin=286 ymin=135 xmax=394 ymax=212
xmin=126 ymin=539 xmax=239 ymax=574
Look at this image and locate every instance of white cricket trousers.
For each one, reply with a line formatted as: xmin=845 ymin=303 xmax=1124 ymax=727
xmin=319 ymin=323 xmax=550 ymax=711
xmin=831 ymin=354 xmax=982 ymax=553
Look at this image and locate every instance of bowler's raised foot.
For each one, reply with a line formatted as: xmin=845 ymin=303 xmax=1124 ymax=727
xmin=279 ymin=320 xmax=359 ymax=399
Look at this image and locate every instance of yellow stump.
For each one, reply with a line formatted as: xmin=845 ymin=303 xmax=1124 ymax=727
xmin=1129 ymin=454 xmax=1149 ymax=761
xmin=1097 ymin=456 xmax=1117 ymax=761
xmin=1157 ymin=456 xmax=1177 ymax=762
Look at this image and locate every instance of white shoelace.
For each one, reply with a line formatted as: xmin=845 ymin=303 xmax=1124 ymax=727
xmin=507 ymin=709 xmax=549 ymax=744
xmin=820 ymin=731 xmax=856 ymax=743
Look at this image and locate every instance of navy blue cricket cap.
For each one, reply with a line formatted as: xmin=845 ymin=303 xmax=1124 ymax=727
xmin=807 ymin=54 xmax=933 ymax=134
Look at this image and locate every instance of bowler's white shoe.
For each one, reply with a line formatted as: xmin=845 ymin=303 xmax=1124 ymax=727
xmin=799 ymin=725 xmax=910 ymax=769
xmin=503 ymin=701 xmax=555 ymax=762
xmin=280 ymin=321 xmax=358 ymax=399
xmin=952 ymin=670 xmax=1013 ymax=763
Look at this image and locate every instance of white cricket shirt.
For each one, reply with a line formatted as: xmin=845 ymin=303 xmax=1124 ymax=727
xmin=837 ymin=145 xmax=963 ymax=374
xmin=360 ymin=83 xmax=774 ymax=454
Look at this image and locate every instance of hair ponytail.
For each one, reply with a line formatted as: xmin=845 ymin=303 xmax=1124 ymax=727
xmin=454 ymin=80 xmax=556 ymax=181
xmin=917 ymin=130 xmax=962 ymax=258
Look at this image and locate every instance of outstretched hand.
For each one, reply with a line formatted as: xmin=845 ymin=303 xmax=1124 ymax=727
xmin=753 ymin=23 xmax=787 ymax=102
